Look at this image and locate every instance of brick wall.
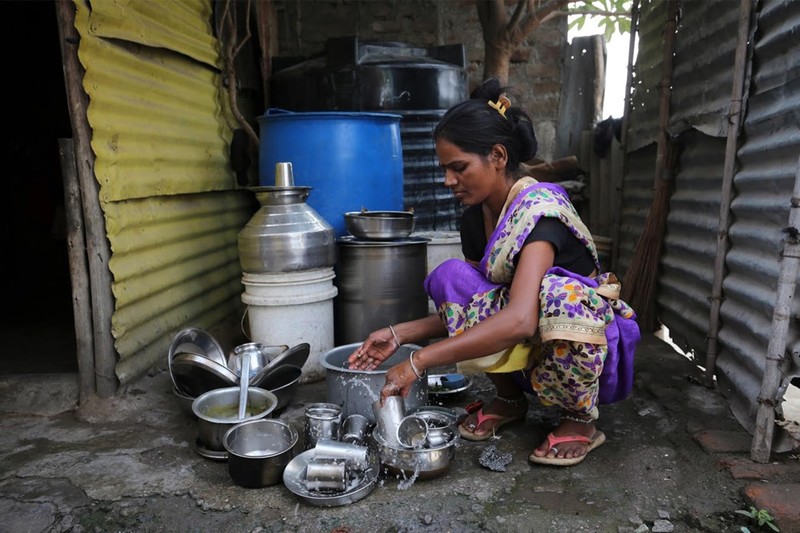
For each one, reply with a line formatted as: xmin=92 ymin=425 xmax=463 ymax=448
xmin=273 ymin=0 xmax=567 ymax=160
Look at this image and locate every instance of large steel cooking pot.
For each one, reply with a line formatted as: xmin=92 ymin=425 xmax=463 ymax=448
xmin=321 ymin=343 xmax=428 ymax=423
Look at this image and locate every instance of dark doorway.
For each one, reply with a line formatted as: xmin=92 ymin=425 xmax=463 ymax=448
xmin=0 ymin=1 xmax=78 ymax=374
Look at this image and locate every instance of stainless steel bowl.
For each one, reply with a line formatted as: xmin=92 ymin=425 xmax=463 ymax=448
xmin=372 ymin=426 xmax=457 ymax=480
xmin=344 ymin=211 xmax=415 ymax=240
xmin=227 ymin=343 xmax=288 ymax=379
xmin=223 ymin=419 xmax=298 ymax=488
xmin=192 ymin=387 xmax=278 ymax=452
xmin=410 ymin=410 xmax=453 ymax=447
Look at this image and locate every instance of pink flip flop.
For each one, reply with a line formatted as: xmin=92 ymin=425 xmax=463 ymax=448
xmin=457 ymin=408 xmax=526 ymax=441
xmin=528 ymin=430 xmax=607 ymax=466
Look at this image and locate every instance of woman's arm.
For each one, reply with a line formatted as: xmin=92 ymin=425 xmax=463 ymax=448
xmin=381 ymin=241 xmax=555 ymax=400
xmin=347 ymin=314 xmax=446 ymax=370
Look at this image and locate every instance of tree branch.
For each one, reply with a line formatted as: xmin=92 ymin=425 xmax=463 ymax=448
xmin=217 ymin=0 xmax=259 ymax=149
xmin=508 ymin=0 xmax=527 ymax=30
xmin=477 ymin=0 xmax=509 ymax=43
xmin=516 ymin=0 xmax=571 ymax=46
xmin=562 ymin=9 xmax=630 ymax=17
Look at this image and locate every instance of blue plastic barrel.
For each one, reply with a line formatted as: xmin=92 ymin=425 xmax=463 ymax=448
xmin=257 ymin=109 xmax=405 ymax=237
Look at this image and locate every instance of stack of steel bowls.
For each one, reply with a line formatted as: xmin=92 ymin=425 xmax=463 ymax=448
xmin=168 ymin=329 xmax=309 ymax=416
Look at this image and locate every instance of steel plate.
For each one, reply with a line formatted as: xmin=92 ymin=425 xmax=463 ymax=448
xmin=283 ymin=449 xmax=379 ymax=506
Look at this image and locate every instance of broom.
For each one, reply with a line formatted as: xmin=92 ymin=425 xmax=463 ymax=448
xmin=620 ymin=141 xmax=680 ymax=333
xmin=619 ymin=0 xmax=680 ymax=333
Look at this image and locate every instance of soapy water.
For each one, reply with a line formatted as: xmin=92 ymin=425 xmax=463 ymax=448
xmin=396 ymin=466 xmax=420 ymax=490
xmin=336 ymin=375 xmax=380 ymax=402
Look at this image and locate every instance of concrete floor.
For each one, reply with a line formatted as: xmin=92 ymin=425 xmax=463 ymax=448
xmin=1 ymin=333 xmax=798 ymax=533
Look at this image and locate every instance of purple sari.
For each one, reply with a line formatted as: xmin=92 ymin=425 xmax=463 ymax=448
xmin=425 ymin=180 xmax=640 ymax=407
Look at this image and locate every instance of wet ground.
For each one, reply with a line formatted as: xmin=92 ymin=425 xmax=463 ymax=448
xmin=1 ymin=333 xmax=798 ymax=533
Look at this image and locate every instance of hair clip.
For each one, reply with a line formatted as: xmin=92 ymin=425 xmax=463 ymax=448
xmin=488 ymin=94 xmax=512 ymax=118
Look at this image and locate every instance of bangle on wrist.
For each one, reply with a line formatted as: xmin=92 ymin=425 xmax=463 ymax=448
xmin=409 ymin=350 xmax=425 ymax=379
xmin=388 ymin=324 xmax=400 ymax=347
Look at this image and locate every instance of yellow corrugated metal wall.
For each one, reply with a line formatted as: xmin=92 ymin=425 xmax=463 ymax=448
xmin=73 ymin=0 xmax=252 ymax=383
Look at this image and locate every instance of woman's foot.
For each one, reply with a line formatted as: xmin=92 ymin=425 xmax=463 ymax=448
xmin=529 ymin=413 xmax=602 ymax=463
xmin=458 ymin=395 xmax=528 ymax=441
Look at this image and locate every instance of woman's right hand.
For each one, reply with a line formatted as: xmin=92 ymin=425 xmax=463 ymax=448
xmin=347 ymin=327 xmax=400 ymax=370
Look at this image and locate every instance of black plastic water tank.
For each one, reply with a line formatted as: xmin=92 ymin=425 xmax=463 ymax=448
xmin=270 ymin=37 xmax=469 ymax=232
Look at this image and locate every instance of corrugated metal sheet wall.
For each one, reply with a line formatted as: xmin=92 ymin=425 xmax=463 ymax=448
xmin=658 ymin=130 xmax=725 ymax=353
xmin=73 ymin=0 xmax=252 ymax=382
xmin=621 ymin=0 xmax=800 ymax=449
xmin=715 ymin=0 xmax=800 ymax=448
xmin=626 ymin=0 xmax=665 ymax=152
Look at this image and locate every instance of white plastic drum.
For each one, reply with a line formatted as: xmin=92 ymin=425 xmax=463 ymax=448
xmin=241 ymin=268 xmax=338 ymax=382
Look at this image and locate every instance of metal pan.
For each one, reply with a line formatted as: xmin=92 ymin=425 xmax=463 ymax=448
xmin=171 ymin=352 xmax=239 ymax=397
xmin=167 ymin=328 xmax=227 ymax=391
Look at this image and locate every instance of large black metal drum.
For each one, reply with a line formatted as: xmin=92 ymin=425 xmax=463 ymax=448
xmin=333 ymin=236 xmax=429 ymax=345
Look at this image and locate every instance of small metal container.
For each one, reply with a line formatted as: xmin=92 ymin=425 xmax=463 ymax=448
xmin=223 ymin=419 xmax=298 ymax=488
xmin=304 ymin=403 xmax=342 ymax=449
xmin=396 ymin=415 xmax=428 ymax=449
xmin=412 ymin=410 xmax=454 ymax=447
xmin=341 ymin=414 xmax=371 ymax=445
xmin=305 ymin=458 xmax=347 ymax=492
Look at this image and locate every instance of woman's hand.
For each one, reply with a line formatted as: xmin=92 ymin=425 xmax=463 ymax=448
xmin=379 ymin=360 xmax=420 ymax=404
xmin=347 ymin=327 xmax=400 ymax=370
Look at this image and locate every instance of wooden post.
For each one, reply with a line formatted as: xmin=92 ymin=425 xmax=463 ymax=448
xmin=751 ymin=156 xmax=800 ymax=463
xmin=58 ymin=138 xmax=95 ymax=403
xmin=55 ymin=0 xmax=118 ymax=397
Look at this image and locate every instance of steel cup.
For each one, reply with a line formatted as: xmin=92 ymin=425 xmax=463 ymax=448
xmin=396 ymin=415 xmax=429 ymax=449
xmin=341 ymin=414 xmax=371 ymax=445
xmin=313 ymin=438 xmax=369 ymax=469
xmin=304 ymin=458 xmax=346 ymax=492
xmin=304 ymin=403 xmax=342 ymax=450
xmin=372 ymin=397 xmax=405 ymax=447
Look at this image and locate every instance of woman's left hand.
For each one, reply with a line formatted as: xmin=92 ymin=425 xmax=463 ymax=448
xmin=380 ymin=360 xmax=421 ymax=404
xmin=347 ymin=327 xmax=399 ymax=371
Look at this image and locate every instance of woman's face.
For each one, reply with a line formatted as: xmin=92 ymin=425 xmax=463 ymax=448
xmin=436 ymin=138 xmax=507 ymax=207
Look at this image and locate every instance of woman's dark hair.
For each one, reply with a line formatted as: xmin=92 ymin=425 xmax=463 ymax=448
xmin=434 ymin=78 xmax=538 ymax=172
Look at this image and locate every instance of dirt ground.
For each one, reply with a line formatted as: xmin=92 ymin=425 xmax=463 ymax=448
xmin=1 ymin=333 xmax=797 ymax=533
